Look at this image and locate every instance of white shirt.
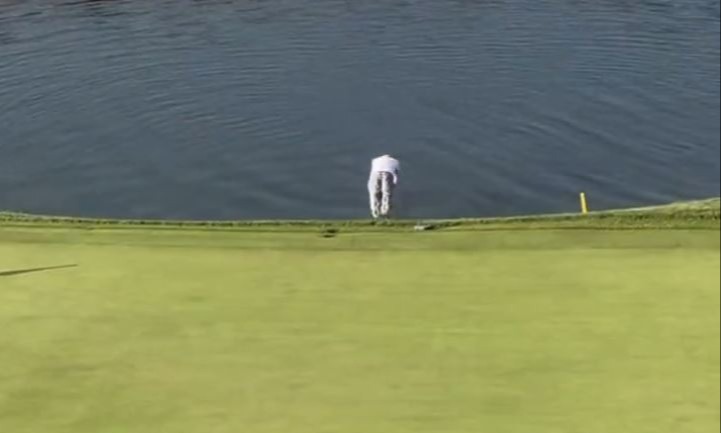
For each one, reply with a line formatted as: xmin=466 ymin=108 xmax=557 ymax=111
xmin=369 ymin=155 xmax=400 ymax=184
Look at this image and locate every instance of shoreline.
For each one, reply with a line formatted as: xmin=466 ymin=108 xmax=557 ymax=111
xmin=1 ymin=198 xmax=718 ymax=232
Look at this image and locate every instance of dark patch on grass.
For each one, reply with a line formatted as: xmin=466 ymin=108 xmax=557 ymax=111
xmin=320 ymin=228 xmax=339 ymax=238
xmin=0 ymin=264 xmax=78 ymax=277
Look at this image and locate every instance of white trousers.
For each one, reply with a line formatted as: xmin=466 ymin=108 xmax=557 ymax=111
xmin=368 ymin=171 xmax=395 ymax=218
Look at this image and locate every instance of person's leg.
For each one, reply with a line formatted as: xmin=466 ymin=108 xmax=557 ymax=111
xmin=368 ymin=173 xmax=382 ymax=218
xmin=380 ymin=172 xmax=395 ymax=217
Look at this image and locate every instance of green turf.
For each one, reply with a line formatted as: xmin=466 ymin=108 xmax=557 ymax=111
xmin=0 ymin=224 xmax=718 ymax=433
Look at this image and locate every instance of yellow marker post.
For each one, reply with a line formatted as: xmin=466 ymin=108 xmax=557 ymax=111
xmin=580 ymin=192 xmax=589 ymax=214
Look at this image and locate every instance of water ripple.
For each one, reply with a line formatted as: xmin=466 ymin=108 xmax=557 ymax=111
xmin=0 ymin=0 xmax=718 ymax=219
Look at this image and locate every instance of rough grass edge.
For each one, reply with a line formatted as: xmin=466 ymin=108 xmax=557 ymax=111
xmin=1 ymin=198 xmax=719 ymax=233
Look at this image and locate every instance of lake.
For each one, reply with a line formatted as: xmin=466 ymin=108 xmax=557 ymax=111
xmin=1 ymin=0 xmax=719 ymax=219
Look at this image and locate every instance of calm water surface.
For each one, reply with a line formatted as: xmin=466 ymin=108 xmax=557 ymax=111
xmin=1 ymin=0 xmax=719 ymax=219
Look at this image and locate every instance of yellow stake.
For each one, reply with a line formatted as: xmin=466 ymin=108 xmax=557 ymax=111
xmin=580 ymin=192 xmax=589 ymax=214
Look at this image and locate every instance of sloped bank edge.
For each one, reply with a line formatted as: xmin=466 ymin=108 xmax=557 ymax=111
xmin=1 ymin=198 xmax=719 ymax=232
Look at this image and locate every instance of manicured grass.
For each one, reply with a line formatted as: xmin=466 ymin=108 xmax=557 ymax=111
xmin=0 ymin=226 xmax=718 ymax=433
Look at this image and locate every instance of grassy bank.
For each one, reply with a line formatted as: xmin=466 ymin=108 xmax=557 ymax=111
xmin=0 ymin=200 xmax=719 ymax=433
xmin=1 ymin=198 xmax=719 ymax=232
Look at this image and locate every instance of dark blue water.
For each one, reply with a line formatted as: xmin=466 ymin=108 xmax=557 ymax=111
xmin=1 ymin=0 xmax=719 ymax=219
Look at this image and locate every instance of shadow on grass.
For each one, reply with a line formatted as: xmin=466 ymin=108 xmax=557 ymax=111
xmin=0 ymin=264 xmax=78 ymax=277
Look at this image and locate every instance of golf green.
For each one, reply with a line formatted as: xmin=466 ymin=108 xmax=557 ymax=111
xmin=1 ymin=225 xmax=718 ymax=433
